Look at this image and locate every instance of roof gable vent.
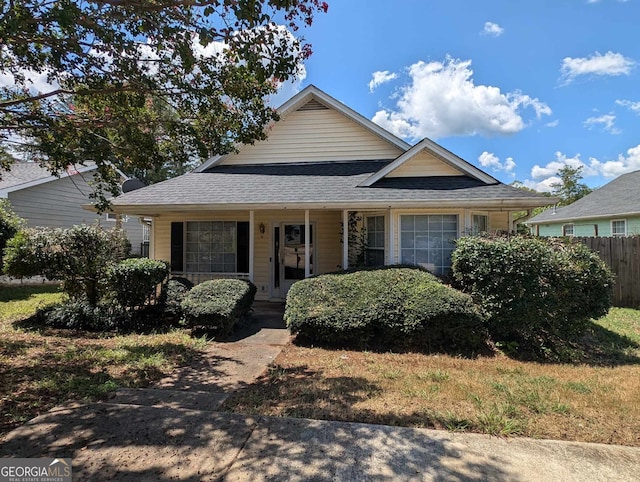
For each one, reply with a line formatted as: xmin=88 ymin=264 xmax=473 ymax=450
xmin=297 ymin=99 xmax=329 ymax=111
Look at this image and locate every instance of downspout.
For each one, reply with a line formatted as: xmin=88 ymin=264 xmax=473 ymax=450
xmin=511 ymin=209 xmax=532 ymax=233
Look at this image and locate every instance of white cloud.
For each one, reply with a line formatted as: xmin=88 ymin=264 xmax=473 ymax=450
xmin=0 ymin=67 xmax=59 ymax=94
xmin=531 ymin=152 xmax=595 ymax=180
xmin=545 ymin=119 xmax=560 ymax=128
xmin=478 ymin=151 xmax=516 ymax=174
xmin=523 ymin=177 xmax=561 ymax=193
xmin=583 ymin=114 xmax=621 ymax=134
xmin=616 ymin=99 xmax=640 ymax=114
xmin=560 ymin=51 xmax=635 ymax=84
xmin=371 ymin=56 xmax=551 ymax=140
xmin=525 ymin=145 xmax=640 ymax=191
xmin=368 ymin=70 xmax=398 ymax=93
xmin=482 ymin=22 xmax=504 ymax=37
xmin=590 ymin=144 xmax=640 ymax=178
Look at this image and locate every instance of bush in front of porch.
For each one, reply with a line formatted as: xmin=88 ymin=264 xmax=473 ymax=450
xmin=181 ymin=279 xmax=257 ymax=336
xmin=284 ymin=266 xmax=488 ymax=353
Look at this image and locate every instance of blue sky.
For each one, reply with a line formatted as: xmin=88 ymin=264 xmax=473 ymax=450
xmin=276 ymin=0 xmax=640 ymax=191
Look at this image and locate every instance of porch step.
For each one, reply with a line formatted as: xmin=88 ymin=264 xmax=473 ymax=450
xmin=109 ymin=388 xmax=229 ymax=412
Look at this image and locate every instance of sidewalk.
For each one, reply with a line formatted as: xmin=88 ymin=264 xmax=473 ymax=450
xmin=1 ymin=302 xmax=639 ymax=481
xmin=2 ymin=404 xmax=638 ymax=481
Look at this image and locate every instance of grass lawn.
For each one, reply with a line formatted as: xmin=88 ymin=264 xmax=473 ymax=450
xmin=223 ymin=308 xmax=640 ymax=447
xmin=0 ymin=284 xmax=207 ymax=438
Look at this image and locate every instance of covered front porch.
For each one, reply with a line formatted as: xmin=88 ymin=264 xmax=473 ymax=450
xmin=148 ymin=207 xmax=513 ymax=301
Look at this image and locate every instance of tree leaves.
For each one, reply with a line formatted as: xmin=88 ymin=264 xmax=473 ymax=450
xmin=0 ymin=0 xmax=328 ymax=209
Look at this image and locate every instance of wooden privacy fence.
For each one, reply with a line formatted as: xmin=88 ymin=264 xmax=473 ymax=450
xmin=575 ymin=236 xmax=640 ymax=308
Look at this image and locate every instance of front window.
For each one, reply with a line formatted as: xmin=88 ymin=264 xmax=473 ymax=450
xmin=562 ymin=224 xmax=574 ymax=236
xmin=611 ymin=219 xmax=627 ymax=237
xmin=365 ymin=215 xmax=385 ymax=267
xmin=472 ymin=214 xmax=488 ymax=234
xmin=186 ymin=221 xmax=236 ymax=273
xmin=400 ymin=214 xmax=458 ymax=275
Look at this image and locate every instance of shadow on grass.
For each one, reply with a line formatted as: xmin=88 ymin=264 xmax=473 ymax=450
xmin=0 ymin=338 xmax=206 ymax=438
xmin=222 ymin=364 xmax=488 ymax=436
xmin=291 ymin=333 xmax=497 ymax=360
xmin=495 ymin=320 xmax=640 ymax=366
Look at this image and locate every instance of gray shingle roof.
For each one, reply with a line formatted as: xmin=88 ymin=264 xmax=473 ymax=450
xmin=528 ymin=170 xmax=640 ymax=224
xmin=0 ymin=163 xmax=54 ymax=190
xmin=111 ymin=160 xmax=553 ymax=211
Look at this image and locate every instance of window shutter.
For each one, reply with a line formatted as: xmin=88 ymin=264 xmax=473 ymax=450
xmin=236 ymin=222 xmax=250 ymax=273
xmin=170 ymin=222 xmax=184 ymax=272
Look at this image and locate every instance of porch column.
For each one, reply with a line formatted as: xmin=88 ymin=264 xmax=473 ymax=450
xmin=304 ymin=210 xmax=311 ymax=278
xmin=342 ymin=209 xmax=349 ymax=270
xmin=249 ymin=210 xmax=255 ymax=282
xmin=388 ymin=208 xmax=395 ymax=264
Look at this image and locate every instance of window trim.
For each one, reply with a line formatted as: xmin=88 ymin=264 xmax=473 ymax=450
xmin=105 ymin=212 xmax=128 ymax=222
xmin=562 ymin=223 xmax=574 ymax=237
xmin=611 ymin=219 xmax=627 ymax=237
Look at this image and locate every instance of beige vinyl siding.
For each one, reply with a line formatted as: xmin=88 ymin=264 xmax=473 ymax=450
xmin=219 ymin=108 xmax=403 ymax=165
xmin=386 ymin=151 xmax=463 ymax=177
xmin=488 ymin=212 xmax=510 ymax=232
xmin=153 ymin=210 xmax=342 ymax=301
xmin=8 ymin=174 xmax=145 ymax=254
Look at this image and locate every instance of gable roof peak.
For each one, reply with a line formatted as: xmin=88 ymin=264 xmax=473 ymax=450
xmin=359 ymin=137 xmax=498 ymax=186
xmin=194 ymin=84 xmax=411 ymax=172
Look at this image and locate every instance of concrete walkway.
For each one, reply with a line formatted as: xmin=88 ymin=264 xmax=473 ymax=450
xmin=2 ymin=302 xmax=639 ymax=481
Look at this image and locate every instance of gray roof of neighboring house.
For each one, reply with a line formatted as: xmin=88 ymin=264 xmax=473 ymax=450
xmin=110 ymin=160 xmax=553 ymax=212
xmin=0 ymin=163 xmax=56 ymax=190
xmin=528 ymin=169 xmax=640 ymax=224
xmin=0 ymin=162 xmax=98 ymax=191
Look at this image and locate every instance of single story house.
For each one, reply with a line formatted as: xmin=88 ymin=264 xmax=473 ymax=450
xmin=0 ymin=162 xmax=148 ymax=255
xmin=110 ymin=85 xmax=555 ymax=301
xmin=527 ymin=169 xmax=640 ymax=237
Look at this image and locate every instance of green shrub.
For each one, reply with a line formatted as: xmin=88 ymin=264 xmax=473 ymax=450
xmin=284 ymin=266 xmax=486 ymax=351
xmin=0 ymin=200 xmax=23 ymax=271
xmin=159 ymin=277 xmax=194 ymax=319
xmin=181 ymin=279 xmax=256 ymax=335
xmin=451 ymin=235 xmax=614 ymax=345
xmin=3 ymin=224 xmax=130 ymax=306
xmin=108 ymin=258 xmax=169 ymax=309
xmin=41 ymin=301 xmax=129 ymax=330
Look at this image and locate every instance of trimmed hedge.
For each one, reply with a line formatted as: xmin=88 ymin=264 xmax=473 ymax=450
xmin=40 ymin=301 xmax=129 ymax=330
xmin=285 ymin=266 xmax=486 ymax=351
xmin=451 ymin=235 xmax=614 ymax=343
xmin=181 ymin=279 xmax=257 ymax=335
xmin=159 ymin=276 xmax=194 ymax=319
xmin=108 ymin=258 xmax=169 ymax=309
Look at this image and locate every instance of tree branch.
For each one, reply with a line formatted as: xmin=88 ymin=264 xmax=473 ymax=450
xmin=0 ymin=89 xmax=74 ymax=108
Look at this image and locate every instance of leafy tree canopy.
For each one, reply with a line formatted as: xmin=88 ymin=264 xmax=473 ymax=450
xmin=550 ymin=165 xmax=593 ymax=206
xmin=0 ymin=0 xmax=328 ymax=210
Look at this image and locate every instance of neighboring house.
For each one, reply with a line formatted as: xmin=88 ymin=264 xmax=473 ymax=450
xmin=110 ymin=85 xmax=554 ymax=301
xmin=0 ymin=162 xmax=148 ymax=255
xmin=527 ymin=170 xmax=640 ymax=237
